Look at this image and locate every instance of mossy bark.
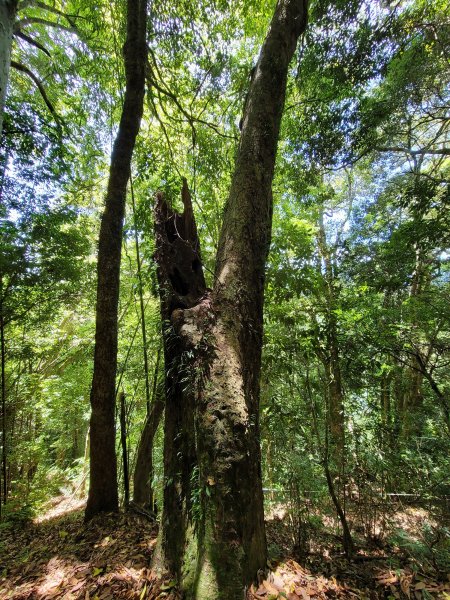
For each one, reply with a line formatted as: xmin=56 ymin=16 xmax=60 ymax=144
xmin=153 ymin=1 xmax=308 ymax=597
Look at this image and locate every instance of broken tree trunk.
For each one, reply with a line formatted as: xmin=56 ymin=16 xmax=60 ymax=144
xmin=153 ymin=179 xmax=207 ymax=585
xmin=153 ymin=2 xmax=308 ymax=597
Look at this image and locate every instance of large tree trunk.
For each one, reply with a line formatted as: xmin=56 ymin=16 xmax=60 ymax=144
xmin=153 ymin=2 xmax=308 ymax=597
xmin=85 ymin=0 xmax=148 ymax=521
xmin=0 ymin=0 xmax=17 ymax=139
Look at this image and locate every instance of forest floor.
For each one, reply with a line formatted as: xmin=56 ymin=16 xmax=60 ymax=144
xmin=0 ymin=497 xmax=449 ymax=600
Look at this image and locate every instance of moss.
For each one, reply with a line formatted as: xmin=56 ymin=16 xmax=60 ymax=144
xmin=181 ymin=524 xmax=198 ymax=593
xmin=182 ymin=517 xmax=246 ymax=600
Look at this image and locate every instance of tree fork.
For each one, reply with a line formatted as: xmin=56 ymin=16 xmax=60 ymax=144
xmin=153 ymin=179 xmax=208 ymax=580
xmin=154 ymin=1 xmax=308 ymax=597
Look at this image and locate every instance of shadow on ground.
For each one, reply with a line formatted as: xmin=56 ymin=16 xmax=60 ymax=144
xmin=0 ymin=500 xmax=448 ymax=599
xmin=0 ymin=503 xmax=175 ymax=600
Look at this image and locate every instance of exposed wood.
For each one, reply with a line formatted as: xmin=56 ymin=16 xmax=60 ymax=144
xmin=153 ymin=2 xmax=308 ymax=596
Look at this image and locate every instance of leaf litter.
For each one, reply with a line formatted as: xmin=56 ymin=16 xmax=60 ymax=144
xmin=0 ymin=504 xmax=448 ymax=599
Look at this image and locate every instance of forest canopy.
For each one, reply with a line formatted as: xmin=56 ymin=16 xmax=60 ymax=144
xmin=0 ymin=0 xmax=449 ymax=598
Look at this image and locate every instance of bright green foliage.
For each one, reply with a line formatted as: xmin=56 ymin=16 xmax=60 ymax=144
xmin=0 ymin=1 xmax=448 ymax=575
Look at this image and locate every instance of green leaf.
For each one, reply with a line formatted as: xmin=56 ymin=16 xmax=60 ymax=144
xmin=160 ymin=580 xmax=177 ymax=591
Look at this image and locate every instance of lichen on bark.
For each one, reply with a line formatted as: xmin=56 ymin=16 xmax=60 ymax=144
xmin=153 ymin=2 xmax=308 ymax=597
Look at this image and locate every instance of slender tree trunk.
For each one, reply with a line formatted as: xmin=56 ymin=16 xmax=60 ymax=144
xmin=306 ymin=370 xmax=354 ymax=558
xmin=415 ymin=354 xmax=450 ymax=436
xmin=401 ymin=243 xmax=427 ymax=438
xmin=153 ymin=2 xmax=308 ymax=597
xmin=130 ymin=177 xmax=151 ymax=413
xmin=85 ymin=0 xmax=148 ymax=521
xmin=0 ymin=0 xmax=17 ymax=138
xmin=119 ymin=392 xmax=129 ymax=505
xmin=380 ymin=367 xmax=394 ymax=465
xmin=0 ymin=291 xmax=7 ymax=507
xmin=80 ymin=427 xmax=90 ymax=497
xmin=317 ymin=210 xmax=345 ymax=465
xmin=323 ymin=457 xmax=354 ymax=558
xmin=132 ymin=350 xmax=164 ymax=509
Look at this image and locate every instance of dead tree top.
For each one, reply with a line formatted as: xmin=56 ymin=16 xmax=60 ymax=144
xmin=154 ymin=179 xmax=207 ymax=318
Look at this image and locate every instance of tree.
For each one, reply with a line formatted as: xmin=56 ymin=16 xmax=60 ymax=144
xmin=0 ymin=204 xmax=90 ymax=506
xmin=0 ymin=0 xmax=17 ymax=137
xmin=152 ymin=1 xmax=308 ymax=597
xmin=85 ymin=0 xmax=148 ymax=520
xmin=132 ymin=350 xmax=164 ymax=511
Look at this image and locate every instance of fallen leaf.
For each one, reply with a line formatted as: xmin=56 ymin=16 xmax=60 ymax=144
xmin=160 ymin=579 xmax=177 ymax=590
xmin=400 ymin=577 xmax=411 ymax=598
xmin=415 ymin=582 xmax=426 ymax=590
xmin=271 ymin=574 xmax=285 ymax=589
xmin=263 ymin=579 xmax=281 ymax=595
xmin=69 ymin=581 xmax=85 ymax=592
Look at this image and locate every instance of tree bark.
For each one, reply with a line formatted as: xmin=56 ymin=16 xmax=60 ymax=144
xmin=119 ymin=392 xmax=129 ymax=506
xmin=85 ymin=0 xmax=148 ymax=521
xmin=130 ymin=177 xmax=152 ymax=413
xmin=153 ymin=2 xmax=308 ymax=597
xmin=323 ymin=456 xmax=354 ymax=558
xmin=0 ymin=0 xmax=17 ymax=139
xmin=316 ymin=210 xmax=345 ymax=468
xmin=401 ymin=243 xmax=427 ymax=438
xmin=132 ymin=352 xmax=164 ymax=510
xmin=153 ymin=179 xmax=207 ymax=585
xmin=0 ymin=286 xmax=7 ymax=508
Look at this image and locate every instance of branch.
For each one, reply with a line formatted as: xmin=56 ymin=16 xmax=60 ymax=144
xmin=18 ymin=0 xmax=78 ymax=28
xmin=146 ymin=54 xmax=236 ymax=141
xmin=14 ymin=17 xmax=75 ymax=33
xmin=146 ymin=90 xmax=182 ymax=179
xmin=10 ymin=60 xmax=61 ymax=125
xmin=375 ymin=146 xmax=450 ymax=156
xmin=14 ymin=30 xmax=51 ymax=56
